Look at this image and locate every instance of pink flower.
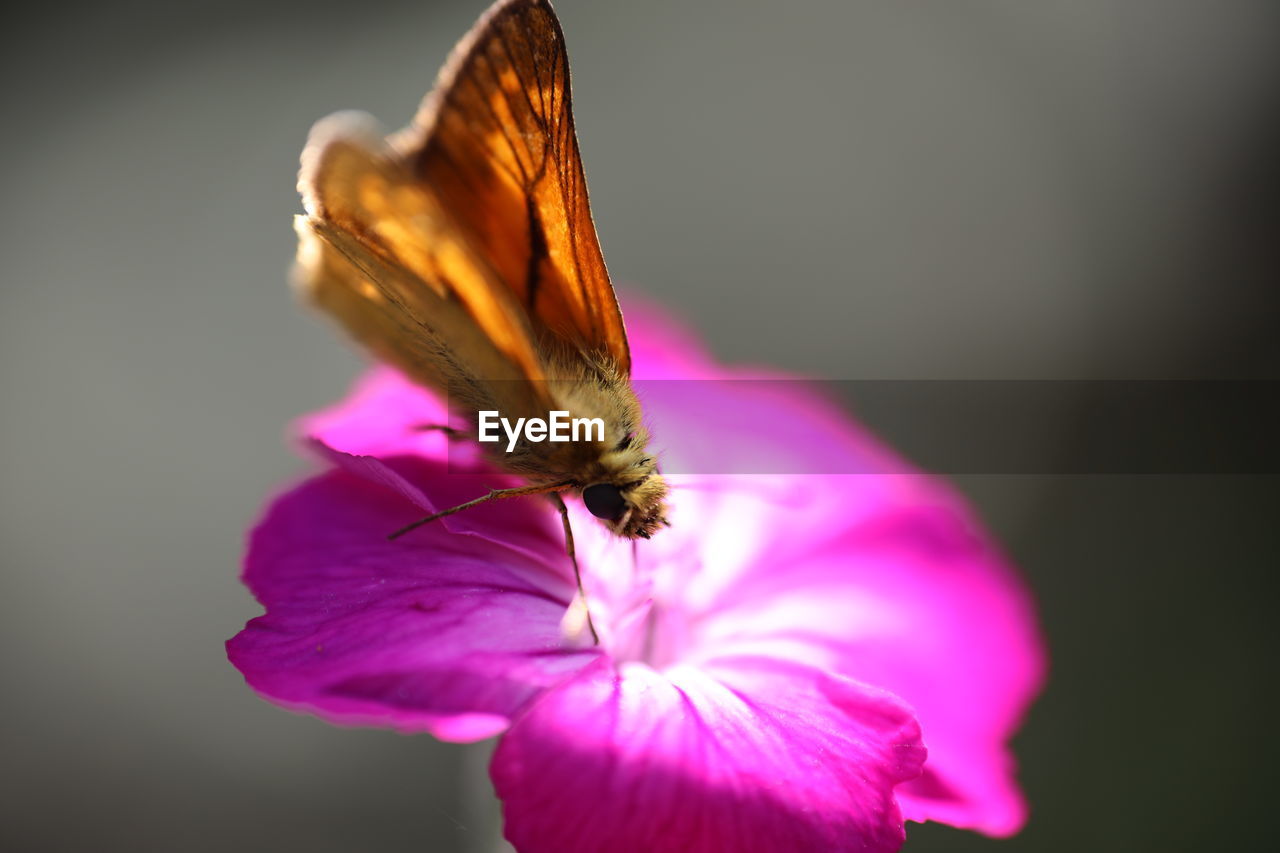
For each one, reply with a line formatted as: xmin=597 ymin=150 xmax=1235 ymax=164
xmin=228 ymin=301 xmax=1044 ymax=852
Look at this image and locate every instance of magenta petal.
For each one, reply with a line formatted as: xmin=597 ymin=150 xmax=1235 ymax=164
xmin=227 ymin=462 xmax=598 ymax=740
xmin=697 ymin=494 xmax=1044 ymax=836
xmin=825 ymin=505 xmax=1044 ymax=836
xmin=296 ymin=365 xmax=455 ymax=462
xmin=620 ymin=295 xmax=723 ymax=380
xmin=493 ymin=656 xmax=925 ymax=853
xmin=617 ymin=301 xmax=1045 ymax=835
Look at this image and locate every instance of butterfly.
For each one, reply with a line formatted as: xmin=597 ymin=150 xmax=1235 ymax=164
xmin=292 ymin=0 xmax=669 ymax=640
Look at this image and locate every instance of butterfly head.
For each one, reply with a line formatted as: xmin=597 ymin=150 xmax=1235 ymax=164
xmin=581 ymin=473 xmax=668 ymax=539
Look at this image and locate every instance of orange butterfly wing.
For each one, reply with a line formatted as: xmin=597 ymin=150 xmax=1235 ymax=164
xmin=391 ymin=0 xmax=631 ymax=373
xmin=297 ymin=113 xmax=548 ymax=397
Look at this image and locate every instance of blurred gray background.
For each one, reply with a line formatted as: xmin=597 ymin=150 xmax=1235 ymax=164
xmin=2 ymin=0 xmax=1278 ymax=850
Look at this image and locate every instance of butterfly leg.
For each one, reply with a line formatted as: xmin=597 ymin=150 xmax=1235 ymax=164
xmin=549 ymin=492 xmax=600 ymax=646
xmin=387 ymin=480 xmax=572 ymax=540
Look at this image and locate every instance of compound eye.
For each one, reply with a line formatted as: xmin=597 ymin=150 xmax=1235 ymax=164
xmin=582 ymin=483 xmax=626 ymax=521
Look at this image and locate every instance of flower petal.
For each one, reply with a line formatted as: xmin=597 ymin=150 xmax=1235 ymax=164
xmin=621 ymin=296 xmax=723 ymax=380
xmin=607 ymin=302 xmax=1045 ymax=835
xmin=297 ymin=365 xmax=455 ymax=461
xmin=227 ymin=460 xmax=598 ymax=740
xmin=492 ymin=656 xmax=925 ymax=853
xmin=694 ymin=491 xmax=1044 ymax=836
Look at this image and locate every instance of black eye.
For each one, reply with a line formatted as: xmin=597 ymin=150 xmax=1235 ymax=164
xmin=582 ymin=483 xmax=626 ymax=521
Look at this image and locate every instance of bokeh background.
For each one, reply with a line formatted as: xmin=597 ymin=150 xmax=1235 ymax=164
xmin=3 ymin=0 xmax=1278 ymax=850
